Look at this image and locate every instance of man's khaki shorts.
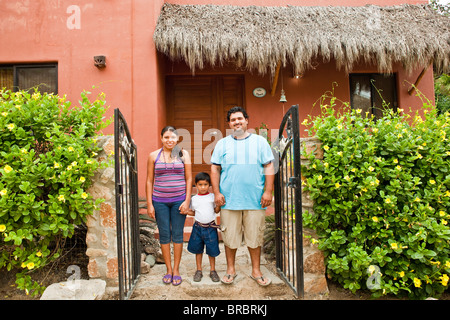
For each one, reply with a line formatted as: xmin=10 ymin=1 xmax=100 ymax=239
xmin=220 ymin=209 xmax=266 ymax=249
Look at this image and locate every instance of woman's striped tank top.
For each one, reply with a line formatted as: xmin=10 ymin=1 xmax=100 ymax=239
xmin=152 ymin=148 xmax=186 ymax=203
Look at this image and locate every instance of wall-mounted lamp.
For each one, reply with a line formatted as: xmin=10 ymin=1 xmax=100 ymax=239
xmin=293 ymin=73 xmax=303 ymax=79
xmin=94 ymin=55 xmax=106 ymax=68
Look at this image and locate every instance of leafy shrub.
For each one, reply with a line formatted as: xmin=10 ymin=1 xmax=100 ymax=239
xmin=301 ymin=92 xmax=450 ymax=299
xmin=0 ymin=88 xmax=110 ymax=296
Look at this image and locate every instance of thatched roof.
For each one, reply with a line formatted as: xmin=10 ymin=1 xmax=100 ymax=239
xmin=153 ymin=3 xmax=450 ymax=76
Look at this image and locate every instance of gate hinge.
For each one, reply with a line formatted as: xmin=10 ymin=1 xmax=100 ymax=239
xmin=288 ymin=177 xmax=301 ymax=189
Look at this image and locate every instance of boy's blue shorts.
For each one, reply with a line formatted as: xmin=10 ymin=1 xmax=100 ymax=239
xmin=187 ymin=222 xmax=220 ymax=258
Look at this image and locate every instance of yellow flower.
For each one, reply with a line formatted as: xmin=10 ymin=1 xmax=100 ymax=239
xmin=385 ymin=198 xmax=392 ymax=204
xmin=324 ymin=162 xmax=329 ymax=168
xmin=391 ymin=243 xmax=398 ymax=250
xmin=355 ymin=109 xmax=362 ymax=114
xmin=71 ymin=161 xmax=77 ymax=167
xmin=68 ymin=146 xmax=74 ymax=152
xmin=26 ymin=262 xmax=35 ymax=270
xmin=337 ymin=151 xmax=343 ymax=157
xmin=368 ymin=166 xmax=375 ymax=172
xmin=58 ymin=195 xmax=65 ymax=202
xmin=442 ymin=220 xmax=448 ymax=226
xmin=36 ymin=251 xmax=42 ymax=257
xmin=351 ymin=168 xmax=356 ymax=173
xmin=317 ymin=175 xmax=322 ymax=181
xmin=440 ymin=211 xmax=446 ymax=217
xmin=20 ymin=148 xmax=27 ymax=154
xmin=7 ymin=123 xmax=15 ymax=131
xmin=323 ymin=145 xmax=329 ymax=151
xmin=0 ymin=189 xmax=7 ymax=197
xmin=445 ymin=191 xmax=450 ymax=197
xmin=372 ymin=128 xmax=379 ymax=133
xmin=0 ymin=225 xmax=6 ymax=232
xmin=429 ymin=180 xmax=436 ymax=185
xmin=393 ymin=159 xmax=398 ymax=164
xmin=301 ymin=119 xmax=309 ymax=126
xmin=335 ymin=183 xmax=341 ymax=189
xmin=372 ymin=217 xmax=379 ymax=222
xmin=399 ymin=271 xmax=405 ymax=278
xmin=414 ymin=197 xmax=421 ymax=202
xmin=445 ymin=261 xmax=450 ymax=269
xmin=53 ymin=162 xmax=60 ymax=168
xmin=81 ymin=192 xmax=88 ymax=199
xmin=440 ymin=274 xmax=449 ymax=286
xmin=396 ymin=165 xmax=402 ymax=171
xmin=416 ymin=153 xmax=423 ymax=159
xmin=4 ymin=165 xmax=13 ymax=173
xmin=1 ymin=112 xmax=7 ymax=117
xmin=80 ymin=176 xmax=86 ymax=182
xmin=413 ymin=278 xmax=421 ymax=288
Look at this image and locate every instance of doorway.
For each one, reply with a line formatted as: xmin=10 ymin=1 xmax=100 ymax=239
xmin=166 ymin=75 xmax=245 ymax=178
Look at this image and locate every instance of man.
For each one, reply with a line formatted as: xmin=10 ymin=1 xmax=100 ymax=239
xmin=211 ymin=106 xmax=275 ymax=286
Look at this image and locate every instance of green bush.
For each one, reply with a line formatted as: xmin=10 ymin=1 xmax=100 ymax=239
xmin=0 ymin=88 xmax=110 ymax=296
xmin=302 ymin=93 xmax=450 ymax=299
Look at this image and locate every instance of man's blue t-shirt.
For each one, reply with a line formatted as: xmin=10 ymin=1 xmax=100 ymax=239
xmin=210 ymin=133 xmax=274 ymax=210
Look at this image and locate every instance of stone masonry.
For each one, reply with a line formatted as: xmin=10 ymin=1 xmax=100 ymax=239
xmin=300 ymin=137 xmax=329 ymax=297
xmin=85 ymin=135 xmax=118 ymax=286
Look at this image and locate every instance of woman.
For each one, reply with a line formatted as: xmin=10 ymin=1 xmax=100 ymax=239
xmin=146 ymin=126 xmax=192 ymax=286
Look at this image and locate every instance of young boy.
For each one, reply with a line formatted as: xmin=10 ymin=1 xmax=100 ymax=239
xmin=186 ymin=172 xmax=221 ymax=282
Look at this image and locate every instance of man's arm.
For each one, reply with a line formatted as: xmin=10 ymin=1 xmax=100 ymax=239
xmin=211 ymin=164 xmax=225 ymax=207
xmin=261 ymin=161 xmax=274 ymax=208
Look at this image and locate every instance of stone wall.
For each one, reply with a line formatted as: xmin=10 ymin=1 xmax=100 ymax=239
xmin=300 ymin=137 xmax=329 ymax=297
xmin=85 ymin=135 xmax=118 ymax=286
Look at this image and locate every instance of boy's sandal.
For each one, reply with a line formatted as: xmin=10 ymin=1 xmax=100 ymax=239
xmin=210 ymin=270 xmax=220 ymax=282
xmin=162 ymin=274 xmax=172 ymax=284
xmin=221 ymin=273 xmax=238 ymax=285
xmin=250 ymin=274 xmax=272 ymax=287
xmin=193 ymin=270 xmax=203 ymax=282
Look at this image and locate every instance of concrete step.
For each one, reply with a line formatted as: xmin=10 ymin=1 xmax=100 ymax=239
xmin=130 ymin=243 xmax=296 ymax=300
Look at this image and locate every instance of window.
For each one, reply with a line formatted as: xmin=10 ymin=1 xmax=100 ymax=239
xmin=0 ymin=64 xmax=57 ymax=94
xmin=350 ymin=73 xmax=397 ymax=119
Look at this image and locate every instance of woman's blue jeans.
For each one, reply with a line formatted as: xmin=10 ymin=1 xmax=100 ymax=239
xmin=153 ymin=200 xmax=186 ymax=244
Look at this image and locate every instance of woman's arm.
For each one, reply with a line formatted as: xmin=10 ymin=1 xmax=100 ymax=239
xmin=179 ymin=149 xmax=192 ymax=214
xmin=146 ymin=151 xmax=157 ymax=219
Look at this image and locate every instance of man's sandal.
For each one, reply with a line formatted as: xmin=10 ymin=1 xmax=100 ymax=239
xmin=250 ymin=275 xmax=272 ymax=287
xmin=221 ymin=273 xmax=238 ymax=285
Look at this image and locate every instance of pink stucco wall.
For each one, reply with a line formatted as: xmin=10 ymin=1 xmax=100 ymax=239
xmin=0 ymin=0 xmax=434 ymax=196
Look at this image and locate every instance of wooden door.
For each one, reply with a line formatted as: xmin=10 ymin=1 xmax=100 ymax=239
xmin=166 ymin=75 xmax=245 ymax=181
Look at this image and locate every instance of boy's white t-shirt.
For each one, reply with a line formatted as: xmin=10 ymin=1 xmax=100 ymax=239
xmin=190 ymin=193 xmax=216 ymax=224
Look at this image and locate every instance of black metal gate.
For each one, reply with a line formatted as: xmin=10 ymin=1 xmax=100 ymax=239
xmin=273 ymin=104 xmax=304 ymax=298
xmin=114 ymin=108 xmax=141 ymax=300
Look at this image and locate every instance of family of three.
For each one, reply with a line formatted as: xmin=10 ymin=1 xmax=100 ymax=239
xmin=145 ymin=106 xmax=275 ymax=287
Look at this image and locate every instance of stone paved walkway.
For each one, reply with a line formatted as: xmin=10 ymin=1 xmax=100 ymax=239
xmin=129 ymin=243 xmax=297 ymax=300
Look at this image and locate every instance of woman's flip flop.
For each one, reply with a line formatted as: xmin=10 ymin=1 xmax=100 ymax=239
xmin=172 ymin=275 xmax=182 ymax=286
xmin=162 ymin=274 xmax=172 ymax=284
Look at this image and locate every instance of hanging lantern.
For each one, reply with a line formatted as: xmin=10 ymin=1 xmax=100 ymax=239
xmin=279 ymin=89 xmax=287 ymax=103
